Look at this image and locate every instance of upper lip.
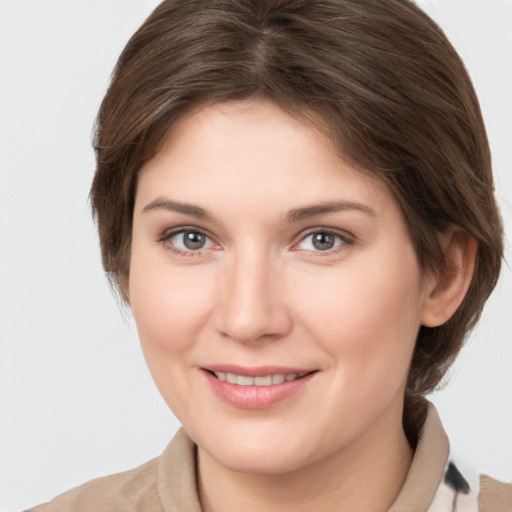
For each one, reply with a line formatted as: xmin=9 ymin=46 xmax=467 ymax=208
xmin=202 ymin=364 xmax=316 ymax=377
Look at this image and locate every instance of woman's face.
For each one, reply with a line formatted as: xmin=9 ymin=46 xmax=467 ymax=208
xmin=129 ymin=100 xmax=433 ymax=474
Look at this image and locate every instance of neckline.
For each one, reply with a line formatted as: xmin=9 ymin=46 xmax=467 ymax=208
xmin=157 ymin=402 xmax=449 ymax=512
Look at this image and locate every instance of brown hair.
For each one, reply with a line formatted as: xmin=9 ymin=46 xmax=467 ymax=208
xmin=91 ymin=0 xmax=503 ymax=436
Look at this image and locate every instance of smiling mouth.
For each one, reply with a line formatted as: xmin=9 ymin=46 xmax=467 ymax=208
xmin=210 ymin=371 xmax=310 ymax=386
xmin=204 ymin=368 xmax=316 ymax=408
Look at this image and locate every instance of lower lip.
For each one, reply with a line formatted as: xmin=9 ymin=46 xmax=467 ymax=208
xmin=203 ymin=371 xmax=315 ymax=409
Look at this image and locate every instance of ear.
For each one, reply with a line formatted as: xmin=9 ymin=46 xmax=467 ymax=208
xmin=421 ymin=229 xmax=477 ymax=327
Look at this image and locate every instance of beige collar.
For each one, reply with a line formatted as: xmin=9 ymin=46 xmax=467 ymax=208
xmin=389 ymin=403 xmax=449 ymax=511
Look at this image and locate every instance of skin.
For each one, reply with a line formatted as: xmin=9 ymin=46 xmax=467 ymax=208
xmin=128 ymin=100 xmax=475 ymax=512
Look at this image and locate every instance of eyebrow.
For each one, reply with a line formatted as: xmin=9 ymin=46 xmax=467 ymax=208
xmin=142 ymin=198 xmax=214 ymax=221
xmin=142 ymin=198 xmax=377 ymax=223
xmin=286 ymin=201 xmax=377 ymax=222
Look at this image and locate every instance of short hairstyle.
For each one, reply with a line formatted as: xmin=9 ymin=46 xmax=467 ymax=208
xmin=90 ymin=0 xmax=503 ymax=436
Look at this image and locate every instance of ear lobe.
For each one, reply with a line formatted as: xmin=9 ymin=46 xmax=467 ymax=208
xmin=420 ymin=229 xmax=477 ymax=327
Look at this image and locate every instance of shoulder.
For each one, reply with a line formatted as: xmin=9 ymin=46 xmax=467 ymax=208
xmin=25 ymin=456 xmax=162 ymax=512
xmin=430 ymin=453 xmax=512 ymax=511
xmin=24 ymin=428 xmax=198 ymax=512
xmin=407 ymin=403 xmax=512 ymax=512
xmin=478 ymin=474 xmax=512 ymax=512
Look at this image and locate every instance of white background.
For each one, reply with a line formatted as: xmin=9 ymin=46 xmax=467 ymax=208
xmin=0 ymin=1 xmax=511 ymax=510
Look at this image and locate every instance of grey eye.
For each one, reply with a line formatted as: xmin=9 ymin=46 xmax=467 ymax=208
xmin=312 ymin=232 xmax=335 ymax=250
xmin=171 ymin=230 xmax=212 ymax=251
xmin=184 ymin=231 xmax=206 ymax=249
xmin=297 ymin=231 xmax=344 ymax=251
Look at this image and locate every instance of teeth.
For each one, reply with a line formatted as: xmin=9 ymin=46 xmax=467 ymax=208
xmin=254 ymin=375 xmax=272 ymax=386
xmin=237 ymin=375 xmax=254 ymax=386
xmin=272 ymin=374 xmax=285 ymax=384
xmin=213 ymin=371 xmax=306 ymax=386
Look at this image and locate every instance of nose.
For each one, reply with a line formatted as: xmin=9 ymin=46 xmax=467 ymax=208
xmin=214 ymin=249 xmax=293 ymax=344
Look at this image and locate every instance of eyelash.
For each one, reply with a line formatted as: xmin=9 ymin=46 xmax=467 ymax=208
xmin=157 ymin=227 xmax=355 ymax=257
xmin=293 ymin=229 xmax=354 ymax=256
xmin=157 ymin=227 xmax=215 ymax=258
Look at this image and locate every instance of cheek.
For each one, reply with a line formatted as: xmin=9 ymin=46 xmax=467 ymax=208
xmin=128 ymin=258 xmax=218 ymax=416
xmin=294 ymin=251 xmax=422 ymax=380
xmin=129 ymin=257 xmax=215 ymax=355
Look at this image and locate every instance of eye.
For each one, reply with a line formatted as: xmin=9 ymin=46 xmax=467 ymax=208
xmin=166 ymin=229 xmax=214 ymax=252
xmin=296 ymin=230 xmax=347 ymax=252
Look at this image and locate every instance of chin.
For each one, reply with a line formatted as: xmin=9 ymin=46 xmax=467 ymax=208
xmin=195 ymin=424 xmax=318 ymax=475
xmin=212 ymin=446 xmax=307 ymax=475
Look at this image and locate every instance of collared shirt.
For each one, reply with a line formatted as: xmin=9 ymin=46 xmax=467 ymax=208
xmin=27 ymin=404 xmax=512 ymax=511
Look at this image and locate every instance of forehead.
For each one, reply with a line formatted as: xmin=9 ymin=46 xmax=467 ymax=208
xmin=135 ymin=100 xmax=397 ymax=221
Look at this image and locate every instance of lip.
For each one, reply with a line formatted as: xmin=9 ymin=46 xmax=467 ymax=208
xmin=202 ymin=366 xmax=316 ymax=409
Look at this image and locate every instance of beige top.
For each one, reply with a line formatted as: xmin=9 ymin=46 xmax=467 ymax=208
xmin=27 ymin=404 xmax=512 ymax=512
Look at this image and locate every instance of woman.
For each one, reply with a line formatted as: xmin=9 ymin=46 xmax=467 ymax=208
xmin=26 ymin=0 xmax=510 ymax=510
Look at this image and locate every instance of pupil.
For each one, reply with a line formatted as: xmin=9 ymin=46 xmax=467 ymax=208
xmin=184 ymin=231 xmax=205 ymax=250
xmin=312 ymin=232 xmax=334 ymax=250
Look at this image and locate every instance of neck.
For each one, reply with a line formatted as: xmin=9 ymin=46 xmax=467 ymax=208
xmin=197 ymin=402 xmax=413 ymax=512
